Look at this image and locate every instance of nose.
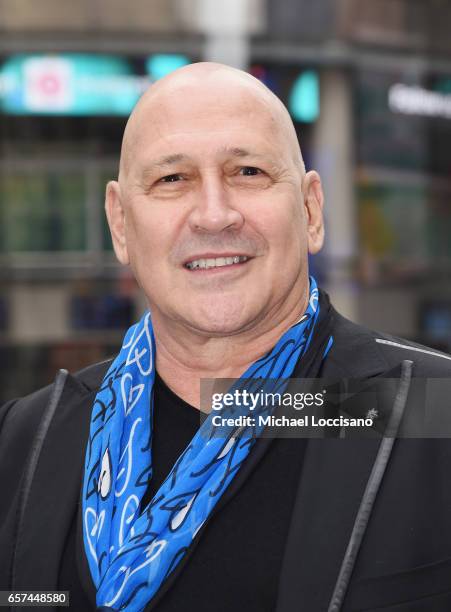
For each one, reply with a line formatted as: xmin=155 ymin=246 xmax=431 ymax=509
xmin=187 ymin=174 xmax=244 ymax=233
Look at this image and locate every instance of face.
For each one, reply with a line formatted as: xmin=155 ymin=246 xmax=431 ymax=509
xmin=106 ymin=79 xmax=324 ymax=336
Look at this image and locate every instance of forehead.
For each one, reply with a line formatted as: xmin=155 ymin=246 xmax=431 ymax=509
xmin=127 ymin=84 xmax=289 ymax=172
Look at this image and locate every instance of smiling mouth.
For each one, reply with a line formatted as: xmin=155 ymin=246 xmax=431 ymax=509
xmin=184 ymin=255 xmax=250 ymax=270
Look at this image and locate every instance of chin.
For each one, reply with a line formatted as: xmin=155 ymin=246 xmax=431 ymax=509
xmin=184 ymin=299 xmax=252 ymax=336
xmin=188 ymin=314 xmax=248 ymax=336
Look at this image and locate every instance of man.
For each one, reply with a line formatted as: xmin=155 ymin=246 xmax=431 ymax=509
xmin=1 ymin=62 xmax=451 ymax=612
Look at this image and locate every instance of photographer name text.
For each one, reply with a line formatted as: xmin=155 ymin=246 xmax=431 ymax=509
xmin=211 ymin=414 xmax=374 ymax=428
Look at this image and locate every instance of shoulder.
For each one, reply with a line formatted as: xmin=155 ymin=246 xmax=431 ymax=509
xmin=0 ymin=358 xmax=113 ymax=449
xmin=369 ymin=328 xmax=451 ymax=377
xmin=71 ymin=357 xmax=115 ymax=389
xmin=3 ymin=357 xmax=113 ymax=411
xmin=326 ymin=306 xmax=451 ymax=379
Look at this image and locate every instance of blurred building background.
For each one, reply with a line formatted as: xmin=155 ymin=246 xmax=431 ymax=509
xmin=1 ymin=0 xmax=451 ymax=401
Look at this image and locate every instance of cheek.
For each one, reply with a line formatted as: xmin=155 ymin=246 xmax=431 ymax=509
xmin=125 ymin=203 xmax=169 ymax=257
xmin=124 ymin=210 xmax=161 ymax=279
xmin=256 ymin=198 xmax=305 ymax=252
xmin=124 ymin=207 xmax=186 ymax=300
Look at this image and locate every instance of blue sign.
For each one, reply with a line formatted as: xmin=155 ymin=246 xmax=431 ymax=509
xmin=0 ymin=53 xmax=191 ymax=116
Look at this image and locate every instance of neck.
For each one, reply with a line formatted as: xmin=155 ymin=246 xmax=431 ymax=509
xmin=152 ymin=291 xmax=310 ymax=410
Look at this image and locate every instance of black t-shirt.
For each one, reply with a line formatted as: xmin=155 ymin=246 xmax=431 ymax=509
xmin=59 ymin=373 xmax=306 ymax=611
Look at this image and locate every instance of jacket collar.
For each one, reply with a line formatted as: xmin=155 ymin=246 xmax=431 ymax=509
xmin=275 ymin=309 xmax=413 ymax=611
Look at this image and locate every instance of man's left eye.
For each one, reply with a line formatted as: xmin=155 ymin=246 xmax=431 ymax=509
xmin=160 ymin=174 xmax=183 ymax=183
xmin=239 ymin=167 xmax=262 ymax=176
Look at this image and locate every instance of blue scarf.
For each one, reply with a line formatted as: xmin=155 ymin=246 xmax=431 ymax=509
xmin=83 ymin=277 xmax=327 ymax=611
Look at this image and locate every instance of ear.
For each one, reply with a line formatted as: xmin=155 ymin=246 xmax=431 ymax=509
xmin=302 ymin=170 xmax=325 ymax=254
xmin=105 ymin=181 xmax=130 ymax=265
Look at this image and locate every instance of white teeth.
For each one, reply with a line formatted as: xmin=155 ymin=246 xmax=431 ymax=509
xmin=186 ymin=256 xmax=249 ymax=270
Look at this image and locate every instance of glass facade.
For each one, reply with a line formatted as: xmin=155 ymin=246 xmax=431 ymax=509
xmin=0 ymin=171 xmax=86 ymax=252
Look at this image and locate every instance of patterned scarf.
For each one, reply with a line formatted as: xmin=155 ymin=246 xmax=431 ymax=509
xmin=82 ymin=277 xmax=329 ymax=611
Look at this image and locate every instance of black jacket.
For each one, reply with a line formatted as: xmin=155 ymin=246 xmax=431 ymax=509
xmin=1 ymin=305 xmax=451 ymax=611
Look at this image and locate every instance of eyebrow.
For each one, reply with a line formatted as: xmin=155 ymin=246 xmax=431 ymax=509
xmin=148 ymin=153 xmax=188 ymax=168
xmin=139 ymin=154 xmax=188 ymax=182
xmin=140 ymin=147 xmax=273 ymax=181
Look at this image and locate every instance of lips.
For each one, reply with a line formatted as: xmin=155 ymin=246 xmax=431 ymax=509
xmin=184 ymin=255 xmax=250 ymax=270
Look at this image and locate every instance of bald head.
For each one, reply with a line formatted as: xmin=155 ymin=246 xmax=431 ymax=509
xmin=119 ymin=62 xmax=305 ymax=181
